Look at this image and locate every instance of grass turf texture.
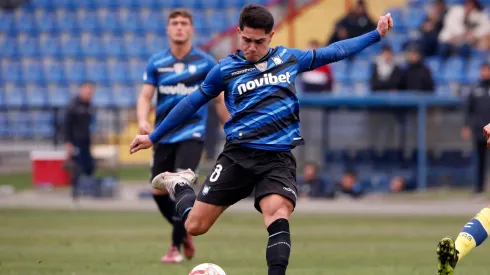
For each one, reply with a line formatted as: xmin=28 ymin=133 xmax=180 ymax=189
xmin=2 ymin=209 xmax=490 ymax=275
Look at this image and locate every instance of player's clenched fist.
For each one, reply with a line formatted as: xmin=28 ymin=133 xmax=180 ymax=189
xmin=484 ymin=123 xmax=490 ymax=148
xmin=130 ymin=135 xmax=153 ymax=154
xmin=376 ymin=13 xmax=394 ymax=37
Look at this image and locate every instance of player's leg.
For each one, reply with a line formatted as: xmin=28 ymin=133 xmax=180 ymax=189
xmin=150 ymin=144 xmax=183 ymax=263
xmin=173 ymin=140 xmax=205 ymax=259
xmin=153 ymin=147 xmax=253 ymax=236
xmin=254 ymin=151 xmax=298 ymax=275
xmin=437 ymin=205 xmax=490 ymax=275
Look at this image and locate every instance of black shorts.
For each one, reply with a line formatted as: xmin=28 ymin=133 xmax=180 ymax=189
xmin=150 ymin=140 xmax=204 ymax=181
xmin=196 ymin=142 xmax=298 ymax=213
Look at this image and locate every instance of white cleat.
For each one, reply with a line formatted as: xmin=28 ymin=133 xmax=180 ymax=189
xmin=151 ymin=169 xmax=197 ymax=195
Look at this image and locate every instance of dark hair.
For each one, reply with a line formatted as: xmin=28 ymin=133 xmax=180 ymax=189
xmin=168 ymin=8 xmax=193 ymax=25
xmin=239 ymin=4 xmax=274 ymax=34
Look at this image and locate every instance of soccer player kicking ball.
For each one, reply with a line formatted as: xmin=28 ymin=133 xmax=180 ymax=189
xmin=130 ymin=4 xmax=393 ymax=274
xmin=137 ymin=9 xmax=229 ymax=263
xmin=436 ymin=122 xmax=490 ymax=275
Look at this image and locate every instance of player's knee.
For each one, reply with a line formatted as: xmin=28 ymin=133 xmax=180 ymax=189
xmin=185 ymin=217 xmax=209 ymax=236
xmin=260 ymin=195 xmax=294 ymax=227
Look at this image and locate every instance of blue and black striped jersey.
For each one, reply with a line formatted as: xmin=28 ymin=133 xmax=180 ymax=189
xmin=143 ymin=47 xmax=216 ymax=144
xmin=200 ymin=46 xmax=318 ymax=151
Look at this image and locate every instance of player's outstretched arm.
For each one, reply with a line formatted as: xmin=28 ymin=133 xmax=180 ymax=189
xmin=308 ymin=13 xmax=393 ymax=69
xmin=130 ymin=64 xmax=224 ymax=153
xmin=214 ymin=92 xmax=230 ymax=124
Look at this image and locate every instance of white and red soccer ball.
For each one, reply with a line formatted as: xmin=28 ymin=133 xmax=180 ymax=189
xmin=189 ymin=263 xmax=226 ymax=275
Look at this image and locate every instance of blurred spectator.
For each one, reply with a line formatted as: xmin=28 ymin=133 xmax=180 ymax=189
xmin=64 ymin=82 xmax=96 ymax=205
xmin=438 ymin=0 xmax=490 ymax=58
xmin=298 ymin=162 xmax=331 ymax=198
xmin=462 ymin=63 xmax=490 ymax=194
xmin=370 ymin=45 xmax=402 ymax=91
xmin=420 ymin=0 xmax=448 ymax=57
xmin=399 ymin=44 xmax=434 ymax=92
xmin=326 ymin=0 xmax=376 ymax=45
xmin=389 ymin=176 xmax=406 ymax=193
xmin=299 ymin=40 xmax=334 ymax=92
xmin=338 ymin=170 xmax=363 ymax=198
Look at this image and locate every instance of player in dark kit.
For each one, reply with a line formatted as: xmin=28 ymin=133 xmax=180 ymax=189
xmin=136 ymin=9 xmax=229 ymax=263
xmin=131 ymin=4 xmax=393 ymax=274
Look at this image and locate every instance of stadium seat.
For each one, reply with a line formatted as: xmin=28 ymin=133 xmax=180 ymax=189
xmin=22 ymin=60 xmax=45 ymax=84
xmin=36 ymin=11 xmax=58 ymax=34
xmin=82 ymin=34 xmax=105 ymax=58
xmin=2 ymin=61 xmax=23 ymax=84
xmin=15 ymin=11 xmax=37 ymax=34
xmin=60 ymin=36 xmax=83 ymax=58
xmin=405 ymin=7 xmax=426 ymax=30
xmin=223 ymin=0 xmax=248 ymax=8
xmin=145 ymin=36 xmax=169 ymax=55
xmin=0 ymin=113 xmax=8 ymax=138
xmin=64 ymin=60 xmax=87 ymax=84
xmin=120 ymin=10 xmax=143 ymax=33
xmin=108 ymin=60 xmax=130 ymax=84
xmin=86 ymin=60 xmax=109 ymax=84
xmin=389 ymin=33 xmax=408 ymax=54
xmin=92 ymin=86 xmax=113 ymax=107
xmin=0 ymin=36 xmax=18 ymax=58
xmin=30 ymin=0 xmax=54 ymax=10
xmin=442 ymin=56 xmax=465 ymax=83
xmin=26 ymin=86 xmax=48 ymax=108
xmin=57 ymin=11 xmax=79 ymax=33
xmin=466 ymin=58 xmax=484 ymax=83
xmin=78 ymin=11 xmax=100 ymax=33
xmin=0 ymin=12 xmax=14 ymax=34
xmin=17 ymin=36 xmax=40 ymax=58
xmin=330 ymin=60 xmax=350 ymax=84
xmin=104 ymin=35 xmax=126 ymax=58
xmin=125 ymin=35 xmax=147 ymax=58
xmin=335 ymin=83 xmax=353 ymax=95
xmin=48 ymin=85 xmax=71 ymax=107
xmin=129 ymin=60 xmax=145 ymax=83
xmin=30 ymin=111 xmax=55 ymax=138
xmin=350 ymin=59 xmax=372 ymax=83
xmin=436 ymin=84 xmax=451 ymax=95
xmin=140 ymin=11 xmax=166 ymax=33
xmin=52 ymin=0 xmax=79 ymax=10
xmin=205 ymin=0 xmax=224 ymax=9
xmin=44 ymin=60 xmax=65 ymax=84
xmin=0 ymin=87 xmax=4 ymax=107
xmin=39 ymin=35 xmax=62 ymax=58
xmin=10 ymin=111 xmax=33 ymax=138
xmin=98 ymin=10 xmax=122 ymax=34
xmin=426 ymin=57 xmax=443 ymax=83
xmin=113 ymin=86 xmax=137 ymax=107
xmin=4 ymin=85 xmax=26 ymax=107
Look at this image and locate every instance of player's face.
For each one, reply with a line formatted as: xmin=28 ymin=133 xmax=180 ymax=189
xmin=238 ymin=27 xmax=274 ymax=63
xmin=481 ymin=65 xmax=490 ymax=80
xmin=167 ymin=16 xmax=193 ymax=45
xmin=80 ymin=84 xmax=94 ymax=103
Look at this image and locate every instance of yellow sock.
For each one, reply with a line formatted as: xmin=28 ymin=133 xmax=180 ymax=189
xmin=455 ymin=207 xmax=490 ymax=261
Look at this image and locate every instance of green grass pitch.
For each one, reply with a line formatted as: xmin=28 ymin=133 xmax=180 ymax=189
xmin=1 ymin=208 xmax=490 ymax=275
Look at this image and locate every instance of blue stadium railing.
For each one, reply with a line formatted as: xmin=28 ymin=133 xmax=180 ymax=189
xmin=297 ymin=91 xmax=464 ymax=192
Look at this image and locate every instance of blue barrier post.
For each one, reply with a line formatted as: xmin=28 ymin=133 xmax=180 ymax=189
xmin=417 ymin=103 xmax=428 ymax=191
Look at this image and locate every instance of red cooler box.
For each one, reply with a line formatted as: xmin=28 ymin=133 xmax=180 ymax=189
xmin=30 ymin=150 xmax=70 ymax=187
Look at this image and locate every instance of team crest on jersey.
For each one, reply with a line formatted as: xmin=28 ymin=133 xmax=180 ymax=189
xmin=254 ymin=61 xmax=267 ymax=72
xmin=173 ymin=62 xmax=185 ymax=74
xmin=272 ymin=56 xmax=283 ymax=65
xmin=188 ymin=65 xmax=197 ymax=74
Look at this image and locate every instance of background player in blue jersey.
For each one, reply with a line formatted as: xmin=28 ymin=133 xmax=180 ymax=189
xmin=131 ymin=4 xmax=393 ymax=274
xmin=136 ymin=9 xmax=229 ymax=264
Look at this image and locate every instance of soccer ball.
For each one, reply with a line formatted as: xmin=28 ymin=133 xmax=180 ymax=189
xmin=189 ymin=263 xmax=226 ymax=275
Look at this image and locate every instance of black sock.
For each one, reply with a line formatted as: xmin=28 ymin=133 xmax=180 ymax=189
xmin=174 ymin=183 xmax=196 ymax=224
xmin=172 ymin=218 xmax=187 ymax=249
xmin=152 ymin=194 xmax=175 ymax=225
xmin=266 ymin=218 xmax=291 ymax=275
